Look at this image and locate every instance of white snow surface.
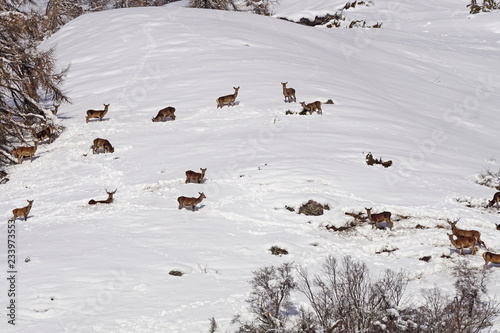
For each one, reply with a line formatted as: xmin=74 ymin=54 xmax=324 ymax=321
xmin=3 ymin=0 xmax=500 ymax=331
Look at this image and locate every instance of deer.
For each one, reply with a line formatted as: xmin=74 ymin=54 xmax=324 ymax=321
xmin=185 ymin=168 xmax=207 ymax=184
xmin=447 ymin=219 xmax=486 ymax=248
xmin=89 ymin=189 xmax=117 ymax=205
xmin=11 ymin=200 xmax=34 ymax=221
xmin=32 ymin=126 xmax=54 ymax=144
xmin=178 ymin=192 xmax=206 ymax=212
xmin=52 ymin=104 xmax=60 ymax=116
xmin=365 ymin=207 xmax=393 ymax=230
xmin=300 ymin=101 xmax=323 ymax=115
xmin=281 ymin=82 xmax=296 ymax=103
xmin=152 ymin=106 xmax=176 ymax=122
xmin=13 ymin=141 xmax=38 ymax=164
xmin=483 ymin=251 xmax=500 ymax=269
xmin=92 ymin=138 xmax=114 ymax=154
xmin=447 ymin=233 xmax=477 ymax=255
xmin=488 ymin=192 xmax=500 ymax=209
xmin=216 ymin=87 xmax=240 ymax=108
xmin=86 ymin=103 xmax=110 ymax=123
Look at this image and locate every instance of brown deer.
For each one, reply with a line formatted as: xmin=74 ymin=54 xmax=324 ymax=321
xmin=86 ymin=103 xmax=110 ymax=123
xmin=52 ymin=104 xmax=60 ymax=116
xmin=13 ymin=141 xmax=38 ymax=164
xmin=365 ymin=207 xmax=393 ymax=230
xmin=483 ymin=251 xmax=500 ymax=269
xmin=178 ymin=192 xmax=206 ymax=211
xmin=281 ymin=82 xmax=296 ymax=103
xmin=185 ymin=168 xmax=207 ymax=184
xmin=32 ymin=126 xmax=54 ymax=144
xmin=89 ymin=189 xmax=117 ymax=205
xmin=92 ymin=138 xmax=114 ymax=154
xmin=152 ymin=106 xmax=176 ymax=122
xmin=447 ymin=233 xmax=477 ymax=255
xmin=300 ymin=101 xmax=322 ymax=115
xmin=447 ymin=219 xmax=486 ymax=248
xmin=12 ymin=200 xmax=34 ymax=221
xmin=216 ymin=87 xmax=240 ymax=108
xmin=488 ymin=192 xmax=500 ymax=209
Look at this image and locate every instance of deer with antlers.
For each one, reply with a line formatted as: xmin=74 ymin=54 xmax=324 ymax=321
xmin=216 ymin=87 xmax=240 ymax=108
xmin=11 ymin=141 xmax=38 ymax=164
xmin=152 ymin=106 xmax=176 ymax=122
xmin=89 ymin=189 xmax=117 ymax=205
xmin=447 ymin=219 xmax=486 ymax=248
xmin=488 ymin=192 xmax=500 ymax=209
xmin=365 ymin=207 xmax=393 ymax=230
xmin=32 ymin=126 xmax=54 ymax=144
xmin=86 ymin=103 xmax=110 ymax=123
xmin=300 ymin=101 xmax=322 ymax=115
xmin=178 ymin=192 xmax=206 ymax=212
xmin=447 ymin=233 xmax=477 ymax=255
xmin=11 ymin=200 xmax=34 ymax=221
xmin=92 ymin=138 xmax=114 ymax=154
xmin=185 ymin=168 xmax=207 ymax=184
xmin=281 ymin=82 xmax=296 ymax=103
xmin=52 ymin=104 xmax=60 ymax=116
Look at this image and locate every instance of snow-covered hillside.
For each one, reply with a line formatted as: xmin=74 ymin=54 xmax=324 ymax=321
xmin=3 ymin=0 xmax=500 ymax=331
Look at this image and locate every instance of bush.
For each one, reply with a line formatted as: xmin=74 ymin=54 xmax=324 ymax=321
xmin=475 ymin=167 xmax=500 ymax=190
xmin=243 ymin=0 xmax=279 ymax=15
xmin=188 ymin=0 xmax=238 ymax=10
xmin=232 ymin=262 xmax=296 ymax=332
xmin=468 ymin=0 xmax=499 ymax=14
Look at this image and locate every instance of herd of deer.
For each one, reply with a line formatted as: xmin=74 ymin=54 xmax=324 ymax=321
xmin=363 ymin=192 xmax=500 ymax=269
xmin=8 ymin=85 xmax=500 ymax=269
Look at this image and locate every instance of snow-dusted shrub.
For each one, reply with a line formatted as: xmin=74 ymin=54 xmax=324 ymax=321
xmin=468 ymin=0 xmax=499 ymax=14
xmin=475 ymin=167 xmax=500 ymax=190
xmin=188 ymin=0 xmax=238 ymax=10
xmin=226 ymin=257 xmax=500 ymax=332
xmin=243 ymin=0 xmax=279 ymax=15
xmin=232 ymin=262 xmax=296 ymax=332
xmin=413 ymin=260 xmax=499 ymax=332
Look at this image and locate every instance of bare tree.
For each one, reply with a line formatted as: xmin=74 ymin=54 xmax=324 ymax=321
xmin=0 ymin=1 xmax=69 ymax=166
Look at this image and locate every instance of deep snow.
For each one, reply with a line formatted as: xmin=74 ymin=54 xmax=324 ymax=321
xmin=2 ymin=0 xmax=500 ymax=332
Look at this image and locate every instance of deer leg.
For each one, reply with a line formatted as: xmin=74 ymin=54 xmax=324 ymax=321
xmin=191 ymin=205 xmax=195 ymax=212
xmin=24 ymin=213 xmax=27 ymax=221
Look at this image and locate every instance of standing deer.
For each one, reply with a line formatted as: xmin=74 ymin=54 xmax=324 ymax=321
xmin=447 ymin=233 xmax=477 ymax=255
xmin=488 ymin=192 xmax=500 ymax=209
xmin=178 ymin=192 xmax=206 ymax=211
xmin=281 ymin=82 xmax=296 ymax=103
xmin=185 ymin=168 xmax=207 ymax=184
xmin=32 ymin=126 xmax=54 ymax=144
xmin=216 ymin=87 xmax=240 ymax=108
xmin=12 ymin=141 xmax=38 ymax=164
xmin=12 ymin=200 xmax=34 ymax=221
xmin=300 ymin=101 xmax=322 ymax=115
xmin=365 ymin=207 xmax=393 ymax=230
xmin=52 ymin=104 xmax=60 ymax=116
xmin=92 ymin=138 xmax=114 ymax=154
xmin=447 ymin=219 xmax=486 ymax=248
xmin=89 ymin=189 xmax=117 ymax=205
xmin=483 ymin=251 xmax=500 ymax=269
xmin=152 ymin=106 xmax=176 ymax=122
xmin=86 ymin=103 xmax=110 ymax=123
